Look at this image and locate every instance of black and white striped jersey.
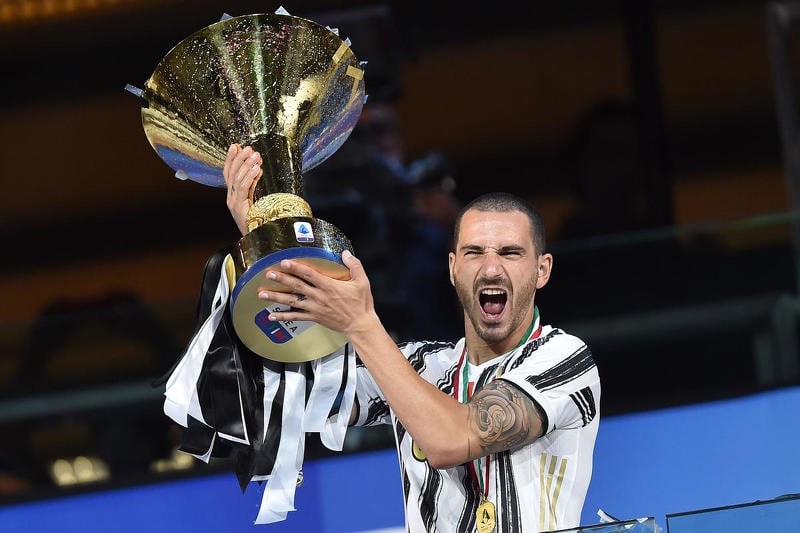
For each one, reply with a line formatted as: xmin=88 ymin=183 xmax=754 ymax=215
xmin=354 ymin=324 xmax=601 ymax=532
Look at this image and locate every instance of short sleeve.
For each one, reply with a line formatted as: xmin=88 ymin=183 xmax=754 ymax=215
xmin=352 ymin=340 xmax=457 ymax=427
xmin=353 ymin=355 xmax=392 ymax=426
xmin=497 ymin=329 xmax=600 ymax=434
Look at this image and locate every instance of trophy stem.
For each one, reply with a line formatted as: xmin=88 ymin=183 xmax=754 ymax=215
xmin=246 ymin=133 xmax=310 ymax=231
xmin=250 ymin=132 xmax=303 ymax=198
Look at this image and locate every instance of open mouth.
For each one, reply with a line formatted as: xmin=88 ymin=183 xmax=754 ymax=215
xmin=479 ymin=288 xmax=507 ymax=319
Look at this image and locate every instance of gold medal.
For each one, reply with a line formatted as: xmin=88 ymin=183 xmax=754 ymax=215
xmin=412 ymin=440 xmax=427 ymax=462
xmin=476 ymin=497 xmax=496 ymax=533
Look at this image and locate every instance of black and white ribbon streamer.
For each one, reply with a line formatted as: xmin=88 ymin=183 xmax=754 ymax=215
xmin=161 ymin=250 xmax=356 ymax=524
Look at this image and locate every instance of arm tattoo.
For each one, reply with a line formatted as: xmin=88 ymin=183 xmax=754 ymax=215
xmin=467 ymin=380 xmax=544 ymax=457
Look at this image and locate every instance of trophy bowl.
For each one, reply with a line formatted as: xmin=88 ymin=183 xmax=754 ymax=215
xmin=130 ymin=12 xmax=366 ymax=362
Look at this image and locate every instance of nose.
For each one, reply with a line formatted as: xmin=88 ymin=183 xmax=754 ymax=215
xmin=479 ymin=251 xmax=504 ymax=279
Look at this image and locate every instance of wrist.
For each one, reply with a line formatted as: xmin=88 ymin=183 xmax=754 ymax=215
xmin=346 ymin=309 xmax=383 ymax=345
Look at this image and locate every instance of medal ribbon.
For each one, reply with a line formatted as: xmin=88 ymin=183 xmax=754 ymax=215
xmin=454 ymin=307 xmax=542 ymax=501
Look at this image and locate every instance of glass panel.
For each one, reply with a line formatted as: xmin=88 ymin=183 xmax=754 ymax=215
xmin=552 ymin=517 xmax=659 ymax=533
xmin=666 ymin=495 xmax=800 ymax=533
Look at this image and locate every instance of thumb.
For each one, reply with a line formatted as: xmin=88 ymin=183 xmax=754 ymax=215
xmin=341 ymin=250 xmax=364 ymax=280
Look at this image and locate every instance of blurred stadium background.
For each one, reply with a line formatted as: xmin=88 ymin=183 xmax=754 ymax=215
xmin=1 ymin=0 xmax=799 ymax=530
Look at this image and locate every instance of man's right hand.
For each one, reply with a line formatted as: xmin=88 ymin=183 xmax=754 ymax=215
xmin=223 ymin=144 xmax=263 ymax=236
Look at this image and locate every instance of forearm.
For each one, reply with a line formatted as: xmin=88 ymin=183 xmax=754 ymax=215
xmin=255 ymin=253 xmax=478 ymax=467
xmin=348 ymin=314 xmax=472 ymax=468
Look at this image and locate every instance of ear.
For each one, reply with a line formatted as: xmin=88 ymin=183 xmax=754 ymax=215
xmin=536 ymin=253 xmax=553 ymax=289
xmin=448 ymin=251 xmax=456 ymax=286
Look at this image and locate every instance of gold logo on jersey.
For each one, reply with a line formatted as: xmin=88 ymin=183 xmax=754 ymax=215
xmin=412 ymin=440 xmax=426 ymax=462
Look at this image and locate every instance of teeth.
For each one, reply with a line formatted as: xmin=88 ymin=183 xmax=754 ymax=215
xmin=481 ymin=289 xmax=505 ymax=295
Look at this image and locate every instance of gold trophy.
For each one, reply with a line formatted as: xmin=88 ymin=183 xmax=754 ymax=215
xmin=127 ymin=12 xmax=365 ymax=362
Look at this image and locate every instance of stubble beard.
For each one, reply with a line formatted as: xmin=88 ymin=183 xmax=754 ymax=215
xmin=453 ymin=273 xmax=538 ymax=346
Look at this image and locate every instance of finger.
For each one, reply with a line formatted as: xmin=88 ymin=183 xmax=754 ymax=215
xmin=239 ymin=156 xmax=262 ymax=190
xmin=256 ymin=286 xmax=313 ymax=322
xmin=264 ymin=307 xmax=307 ymax=324
xmin=265 ymin=268 xmax=315 ymax=296
xmin=232 ymin=146 xmax=254 ymax=177
xmin=340 ymin=250 xmax=363 ymax=281
xmin=275 ymin=259 xmax=327 ymax=289
xmin=234 ymin=151 xmax=261 ymax=190
xmin=257 ymin=290 xmax=306 ymax=308
xmin=227 ymin=145 xmax=252 ymax=191
xmin=257 ymin=285 xmax=296 ymax=304
xmin=223 ymin=144 xmax=239 ymax=187
xmin=248 ymin=167 xmax=263 ymax=197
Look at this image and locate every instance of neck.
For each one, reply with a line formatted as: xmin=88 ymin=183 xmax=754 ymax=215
xmin=465 ymin=342 xmax=499 ymax=366
xmin=465 ymin=306 xmax=540 ymax=365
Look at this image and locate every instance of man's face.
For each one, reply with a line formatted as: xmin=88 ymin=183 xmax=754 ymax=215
xmin=448 ymin=209 xmax=552 ymax=348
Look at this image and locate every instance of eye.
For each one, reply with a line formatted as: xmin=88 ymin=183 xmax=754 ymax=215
xmin=501 ymin=249 xmax=523 ymax=257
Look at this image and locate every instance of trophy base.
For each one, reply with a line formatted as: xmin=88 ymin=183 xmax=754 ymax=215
xmin=230 ymin=217 xmax=351 ymax=362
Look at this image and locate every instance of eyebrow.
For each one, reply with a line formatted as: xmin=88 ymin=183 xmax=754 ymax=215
xmin=458 ymin=244 xmax=527 ymax=254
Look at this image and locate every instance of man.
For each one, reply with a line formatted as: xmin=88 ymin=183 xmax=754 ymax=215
xmin=223 ymin=145 xmax=601 ymax=532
